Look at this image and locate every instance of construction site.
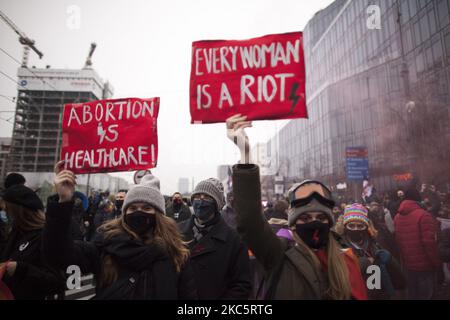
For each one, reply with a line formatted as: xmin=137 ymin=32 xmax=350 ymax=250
xmin=0 ymin=10 xmax=128 ymax=193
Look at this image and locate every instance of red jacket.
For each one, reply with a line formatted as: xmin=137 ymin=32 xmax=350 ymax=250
xmin=394 ymin=200 xmax=441 ymax=271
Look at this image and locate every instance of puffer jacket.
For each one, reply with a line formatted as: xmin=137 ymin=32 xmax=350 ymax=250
xmin=394 ymin=200 xmax=441 ymax=271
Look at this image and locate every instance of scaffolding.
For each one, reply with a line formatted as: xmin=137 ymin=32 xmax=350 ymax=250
xmin=7 ymin=67 xmax=113 ymax=173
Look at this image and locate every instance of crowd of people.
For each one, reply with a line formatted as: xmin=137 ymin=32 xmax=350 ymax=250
xmin=0 ymin=116 xmax=449 ymax=300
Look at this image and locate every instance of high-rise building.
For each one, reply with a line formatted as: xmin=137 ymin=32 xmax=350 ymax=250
xmin=7 ymin=67 xmax=113 ymax=173
xmin=178 ymin=177 xmax=190 ymax=195
xmin=267 ymin=0 xmax=450 ymax=192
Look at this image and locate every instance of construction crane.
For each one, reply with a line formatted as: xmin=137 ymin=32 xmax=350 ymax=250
xmin=84 ymin=42 xmax=97 ymax=69
xmin=0 ymin=10 xmax=43 ymax=67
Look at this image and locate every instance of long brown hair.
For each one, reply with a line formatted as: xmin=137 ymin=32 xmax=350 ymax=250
xmin=97 ymin=211 xmax=190 ymax=288
xmin=4 ymin=201 xmax=45 ymax=231
xmin=292 ymin=231 xmax=352 ymax=300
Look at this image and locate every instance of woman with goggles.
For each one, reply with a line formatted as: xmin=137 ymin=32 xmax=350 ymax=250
xmin=226 ymin=114 xmax=368 ymax=300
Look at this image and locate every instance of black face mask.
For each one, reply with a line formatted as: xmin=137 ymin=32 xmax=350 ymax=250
xmin=295 ymin=221 xmax=330 ymax=249
xmin=346 ymin=229 xmax=367 ymax=243
xmin=125 ymin=211 xmax=156 ymax=236
xmin=193 ymin=199 xmax=216 ymax=221
xmin=115 ymin=200 xmax=124 ymax=210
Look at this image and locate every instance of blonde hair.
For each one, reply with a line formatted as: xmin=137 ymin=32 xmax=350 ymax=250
xmin=97 ymin=211 xmax=190 ymax=288
xmin=4 ymin=201 xmax=45 ymax=231
xmin=292 ymin=231 xmax=352 ymax=300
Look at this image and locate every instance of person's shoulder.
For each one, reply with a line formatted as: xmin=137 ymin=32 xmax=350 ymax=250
xmin=177 ymin=217 xmax=192 ymax=231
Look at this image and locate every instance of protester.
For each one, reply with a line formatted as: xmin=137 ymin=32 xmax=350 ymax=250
xmin=113 ymin=190 xmax=127 ymax=219
xmin=84 ymin=190 xmax=103 ymax=241
xmin=367 ymin=199 xmax=398 ymax=259
xmin=93 ymin=199 xmax=116 ymax=231
xmin=394 ymin=187 xmax=442 ymax=299
xmin=332 ymin=205 xmax=342 ymax=222
xmin=267 ymin=200 xmax=289 ymax=234
xmin=70 ymin=195 xmax=86 ymax=241
xmin=0 ymin=184 xmax=65 ymax=299
xmin=166 ymin=192 xmax=191 ymax=223
xmin=336 ymin=203 xmax=405 ymax=299
xmin=263 ymin=202 xmax=275 ymax=221
xmin=43 ymin=161 xmax=197 ymax=300
xmin=4 ymin=173 xmax=26 ymax=190
xmin=178 ymin=178 xmax=252 ymax=299
xmin=421 ymin=185 xmax=441 ymax=217
xmin=221 ymin=191 xmax=237 ymax=230
xmin=227 ymin=114 xmax=367 ymax=300
xmin=389 ymin=189 xmax=405 ymax=216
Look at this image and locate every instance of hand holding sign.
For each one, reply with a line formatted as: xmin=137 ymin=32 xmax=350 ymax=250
xmin=226 ymin=114 xmax=253 ymax=164
xmin=54 ymin=160 xmax=76 ymax=203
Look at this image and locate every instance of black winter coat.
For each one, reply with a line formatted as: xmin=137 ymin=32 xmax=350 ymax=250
xmin=178 ymin=216 xmax=252 ymax=300
xmin=1 ymin=227 xmax=66 ymax=300
xmin=43 ymin=199 xmax=197 ymax=300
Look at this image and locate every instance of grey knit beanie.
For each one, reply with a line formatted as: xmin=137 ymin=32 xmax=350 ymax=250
xmin=288 ymin=199 xmax=334 ymax=227
xmin=287 ymin=180 xmax=334 ymax=227
xmin=122 ymin=174 xmax=166 ymax=215
xmin=191 ymin=178 xmax=225 ymax=210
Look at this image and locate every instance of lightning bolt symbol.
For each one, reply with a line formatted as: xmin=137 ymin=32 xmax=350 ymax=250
xmin=97 ymin=123 xmax=106 ymax=144
xmin=289 ymin=82 xmax=300 ymax=114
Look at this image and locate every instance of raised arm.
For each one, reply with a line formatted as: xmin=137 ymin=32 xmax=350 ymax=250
xmin=226 ymin=116 xmax=285 ymax=272
xmin=42 ymin=161 xmax=100 ymax=275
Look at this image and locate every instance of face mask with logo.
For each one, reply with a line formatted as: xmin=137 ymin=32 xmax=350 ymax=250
xmin=125 ymin=211 xmax=156 ymax=236
xmin=193 ymin=199 xmax=216 ymax=221
xmin=295 ymin=220 xmax=330 ymax=249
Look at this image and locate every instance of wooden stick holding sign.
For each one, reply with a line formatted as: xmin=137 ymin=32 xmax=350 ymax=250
xmin=190 ymin=31 xmax=307 ymax=124
xmin=61 ymin=97 xmax=159 ymax=174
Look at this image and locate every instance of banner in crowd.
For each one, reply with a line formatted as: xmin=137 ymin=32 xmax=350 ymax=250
xmin=190 ymin=31 xmax=307 ymax=123
xmin=61 ymin=97 xmax=159 ymax=174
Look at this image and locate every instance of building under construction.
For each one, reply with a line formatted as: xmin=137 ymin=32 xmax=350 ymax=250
xmin=7 ymin=67 xmax=113 ymax=173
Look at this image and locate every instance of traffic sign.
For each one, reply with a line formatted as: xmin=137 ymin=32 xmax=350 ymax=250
xmin=346 ymin=147 xmax=369 ymax=181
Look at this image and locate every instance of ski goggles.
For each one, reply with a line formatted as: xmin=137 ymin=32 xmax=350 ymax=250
xmin=289 ymin=180 xmax=335 ymax=209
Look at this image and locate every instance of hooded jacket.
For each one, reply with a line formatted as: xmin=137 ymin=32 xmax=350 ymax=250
xmin=394 ymin=200 xmax=441 ymax=271
xmin=178 ymin=215 xmax=252 ymax=300
xmin=1 ymin=227 xmax=65 ymax=299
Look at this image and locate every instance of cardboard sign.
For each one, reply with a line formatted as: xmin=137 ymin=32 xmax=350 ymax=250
xmin=190 ymin=31 xmax=307 ymax=124
xmin=61 ymin=97 xmax=159 ymax=174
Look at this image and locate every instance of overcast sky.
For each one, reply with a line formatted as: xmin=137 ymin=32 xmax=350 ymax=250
xmin=0 ymin=0 xmax=334 ymax=194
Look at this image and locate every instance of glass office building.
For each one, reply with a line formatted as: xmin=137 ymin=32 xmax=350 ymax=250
xmin=267 ymin=0 xmax=450 ymax=192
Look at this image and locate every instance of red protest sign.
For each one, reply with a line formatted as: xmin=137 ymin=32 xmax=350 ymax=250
xmin=61 ymin=97 xmax=159 ymax=174
xmin=190 ymin=31 xmax=307 ymax=124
